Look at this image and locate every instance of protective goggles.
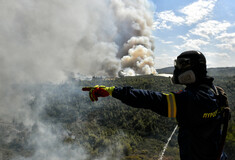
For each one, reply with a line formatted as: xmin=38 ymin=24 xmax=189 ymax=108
xmin=174 ymin=58 xmax=191 ymax=69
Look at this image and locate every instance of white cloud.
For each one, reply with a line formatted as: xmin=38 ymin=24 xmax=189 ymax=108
xmin=217 ymin=32 xmax=235 ymax=39
xmin=156 ymin=10 xmax=184 ymax=24
xmin=190 ymin=20 xmax=231 ymax=39
xmin=155 ymin=54 xmax=175 ymax=68
xmin=180 ymin=0 xmax=217 ymax=25
xmin=154 ymin=10 xmax=184 ymax=29
xmin=216 ymin=32 xmax=235 ymax=51
xmin=177 ymin=35 xmax=189 ymax=41
xmin=175 ymin=38 xmax=209 ymax=50
xmin=153 ymin=20 xmax=171 ymax=30
xmin=154 ymin=0 xmax=217 ymax=29
xmin=204 ymin=51 xmax=230 ymax=58
xmin=204 ymin=51 xmax=230 ymax=67
xmin=160 ymin=40 xmax=173 ymax=44
xmin=216 ymin=44 xmax=235 ymax=52
xmin=154 ymin=36 xmax=173 ymax=44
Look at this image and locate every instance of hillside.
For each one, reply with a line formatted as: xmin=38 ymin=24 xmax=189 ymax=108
xmin=157 ymin=66 xmax=235 ymax=77
xmin=0 ymin=72 xmax=234 ymax=160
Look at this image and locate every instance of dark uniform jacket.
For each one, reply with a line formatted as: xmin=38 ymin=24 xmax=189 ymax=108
xmin=112 ymin=77 xmax=224 ymax=160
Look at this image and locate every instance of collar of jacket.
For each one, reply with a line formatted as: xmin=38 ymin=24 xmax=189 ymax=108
xmin=185 ymin=76 xmax=214 ymax=89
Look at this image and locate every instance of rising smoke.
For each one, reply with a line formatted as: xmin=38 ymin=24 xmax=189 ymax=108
xmin=0 ymin=0 xmax=156 ymax=159
xmin=0 ymin=0 xmax=156 ymax=80
xmin=112 ymin=0 xmax=157 ymax=76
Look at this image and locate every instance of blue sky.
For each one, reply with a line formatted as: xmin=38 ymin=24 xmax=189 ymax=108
xmin=151 ymin=0 xmax=235 ymax=69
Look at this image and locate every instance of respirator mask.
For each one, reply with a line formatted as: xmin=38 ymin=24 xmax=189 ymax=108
xmin=171 ymin=58 xmax=196 ymax=84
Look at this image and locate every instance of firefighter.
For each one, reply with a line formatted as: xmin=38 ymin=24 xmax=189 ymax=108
xmin=82 ymin=50 xmax=229 ymax=160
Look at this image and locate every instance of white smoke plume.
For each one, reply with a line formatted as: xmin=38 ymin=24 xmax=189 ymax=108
xmin=15 ymin=122 xmax=88 ymax=160
xmin=111 ymin=0 xmax=157 ymax=76
xmin=0 ymin=0 xmax=156 ymax=81
xmin=0 ymin=0 xmax=156 ymax=159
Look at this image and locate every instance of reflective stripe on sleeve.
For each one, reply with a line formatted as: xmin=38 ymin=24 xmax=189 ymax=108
xmin=164 ymin=93 xmax=177 ymax=118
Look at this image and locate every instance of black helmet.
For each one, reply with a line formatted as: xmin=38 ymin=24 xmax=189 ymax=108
xmin=172 ymin=50 xmax=207 ymax=84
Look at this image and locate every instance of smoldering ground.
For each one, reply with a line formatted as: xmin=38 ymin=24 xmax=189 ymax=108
xmin=1 ymin=82 xmax=139 ymax=160
xmin=0 ymin=0 xmax=157 ymax=159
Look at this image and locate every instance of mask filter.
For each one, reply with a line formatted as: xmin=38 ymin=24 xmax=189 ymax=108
xmin=178 ymin=70 xmax=196 ymax=84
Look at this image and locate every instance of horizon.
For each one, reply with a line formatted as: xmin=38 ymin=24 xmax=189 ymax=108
xmin=156 ymin=66 xmax=235 ymax=70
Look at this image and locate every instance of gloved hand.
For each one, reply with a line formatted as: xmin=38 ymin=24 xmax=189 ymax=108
xmin=82 ymin=85 xmax=115 ymax=102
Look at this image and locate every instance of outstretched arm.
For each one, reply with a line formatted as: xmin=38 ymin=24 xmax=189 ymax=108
xmin=112 ymin=87 xmax=170 ymax=117
xmin=82 ymin=86 xmax=177 ymax=118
